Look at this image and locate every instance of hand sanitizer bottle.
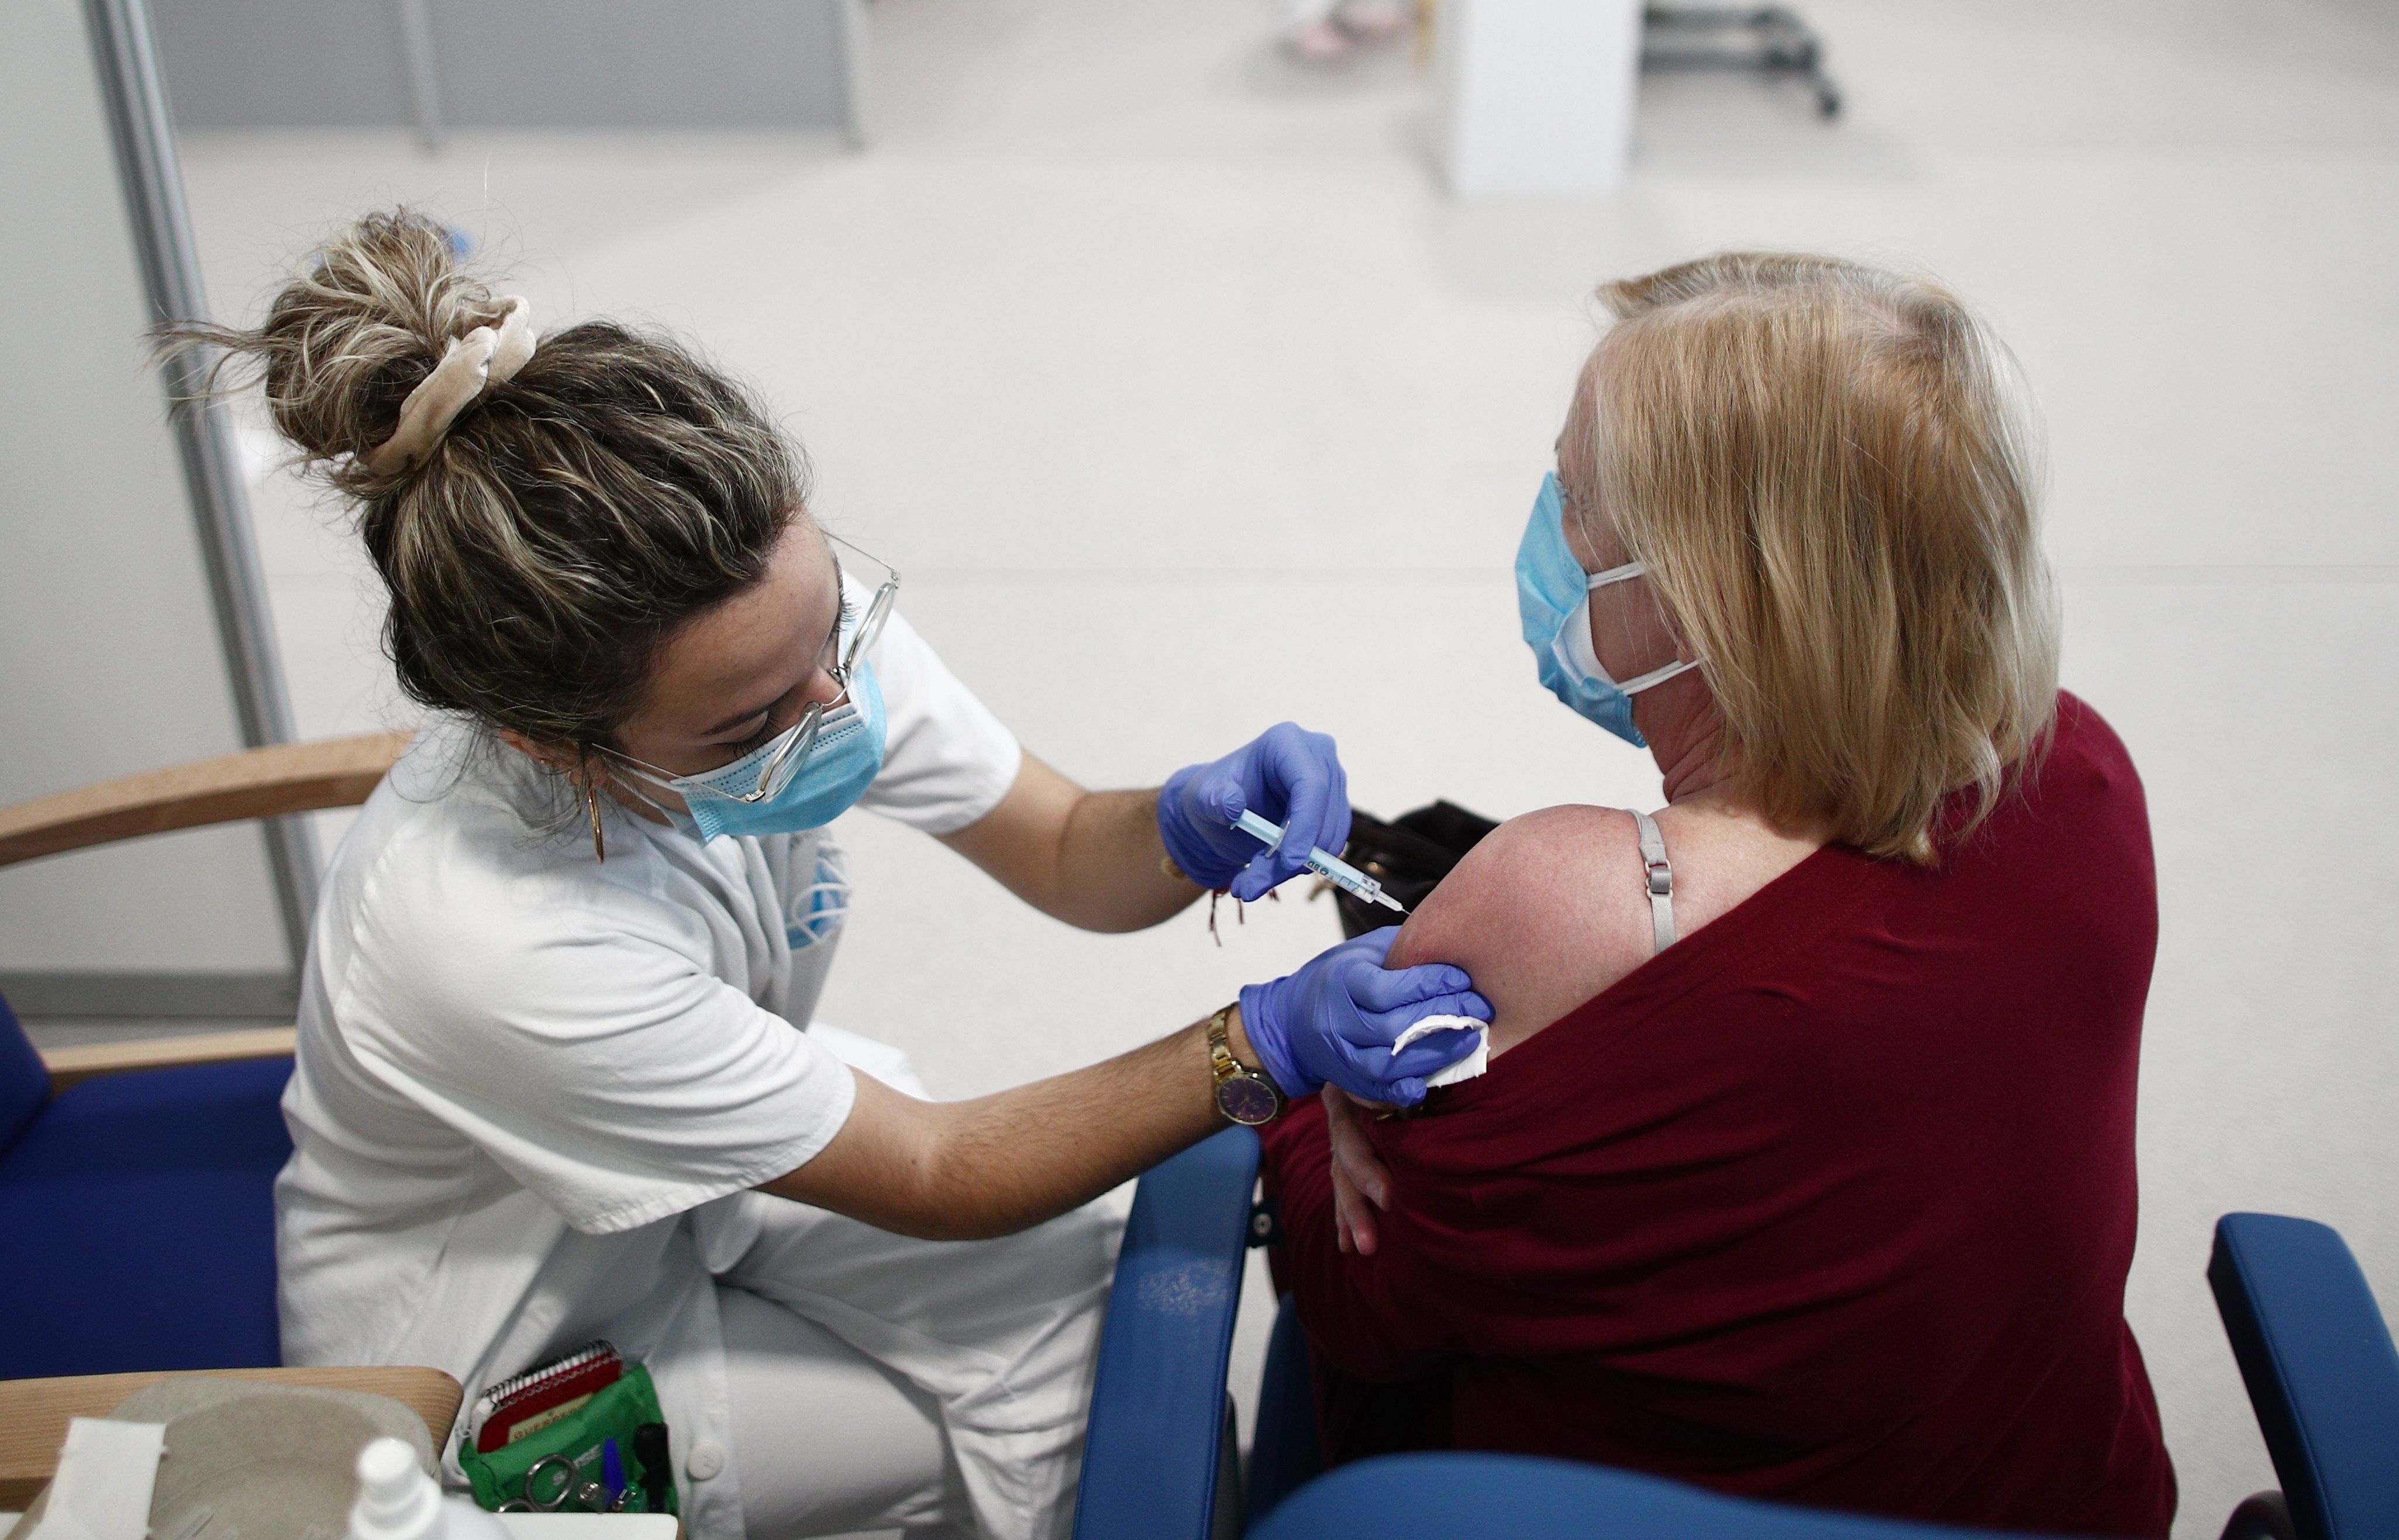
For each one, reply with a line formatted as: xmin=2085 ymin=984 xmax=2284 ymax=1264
xmin=347 ymin=1438 xmax=512 ymax=1540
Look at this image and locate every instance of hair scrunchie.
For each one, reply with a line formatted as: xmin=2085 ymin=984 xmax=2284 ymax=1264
xmin=364 ymin=296 xmax=537 ymax=475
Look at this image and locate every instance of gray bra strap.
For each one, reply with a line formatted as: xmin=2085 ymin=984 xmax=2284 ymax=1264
xmin=1632 ymin=809 xmax=1675 ymax=953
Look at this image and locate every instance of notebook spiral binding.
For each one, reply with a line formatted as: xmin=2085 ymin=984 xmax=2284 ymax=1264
xmin=462 ymin=1339 xmax=622 ymax=1452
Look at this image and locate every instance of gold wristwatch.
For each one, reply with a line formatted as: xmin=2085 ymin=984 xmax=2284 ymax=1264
xmin=1207 ymin=1004 xmax=1285 ymax=1126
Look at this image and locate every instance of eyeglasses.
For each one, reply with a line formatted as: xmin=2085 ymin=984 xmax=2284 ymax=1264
xmin=608 ymin=534 xmax=898 ymax=804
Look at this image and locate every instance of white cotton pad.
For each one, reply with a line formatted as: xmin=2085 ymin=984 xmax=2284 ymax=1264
xmin=1391 ymin=1014 xmax=1490 ymax=1089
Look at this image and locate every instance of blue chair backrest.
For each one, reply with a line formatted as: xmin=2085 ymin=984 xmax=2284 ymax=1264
xmin=0 ymin=1025 xmax=294 ymax=1377
xmin=2210 ymin=1213 xmax=2399 ymax=1540
xmin=0 ymin=990 xmax=50 ymax=1159
xmin=1246 ymin=1290 xmax=1325 ymax=1528
xmin=1072 ymin=1125 xmax=1259 ymax=1540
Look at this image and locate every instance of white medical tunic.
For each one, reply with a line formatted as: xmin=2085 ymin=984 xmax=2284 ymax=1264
xmin=275 ymin=612 xmax=1040 ymax=1540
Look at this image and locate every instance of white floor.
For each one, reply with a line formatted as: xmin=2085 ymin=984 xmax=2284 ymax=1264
xmin=171 ymin=0 xmax=2399 ymax=1534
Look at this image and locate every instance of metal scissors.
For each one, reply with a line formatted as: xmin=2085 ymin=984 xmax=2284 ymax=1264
xmin=499 ymin=1455 xmax=606 ymax=1513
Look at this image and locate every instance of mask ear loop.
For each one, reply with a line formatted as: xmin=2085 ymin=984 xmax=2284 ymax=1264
xmin=1584 ymin=560 xmax=1703 ymax=694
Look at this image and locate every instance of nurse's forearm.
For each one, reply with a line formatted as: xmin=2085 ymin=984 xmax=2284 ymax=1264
xmin=942 ymin=753 xmax=1198 ymax=933
xmin=758 ymin=1006 xmax=1256 ymax=1241
xmin=1046 ymin=785 xmax=1207 ymax=930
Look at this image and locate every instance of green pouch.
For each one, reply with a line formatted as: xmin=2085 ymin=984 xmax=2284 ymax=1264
xmin=459 ymin=1363 xmax=678 ymax=1516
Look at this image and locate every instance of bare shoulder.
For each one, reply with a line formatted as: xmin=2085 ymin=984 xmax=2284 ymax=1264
xmin=1387 ymin=806 xmax=1659 ymax=1056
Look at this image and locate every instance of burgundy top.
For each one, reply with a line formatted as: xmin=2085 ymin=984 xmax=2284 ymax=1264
xmin=1260 ymin=693 xmax=2176 ymax=1537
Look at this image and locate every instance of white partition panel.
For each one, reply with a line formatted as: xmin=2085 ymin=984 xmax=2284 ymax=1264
xmin=1436 ymin=0 xmax=1643 ymax=197
xmin=0 ymin=0 xmax=310 ymax=1018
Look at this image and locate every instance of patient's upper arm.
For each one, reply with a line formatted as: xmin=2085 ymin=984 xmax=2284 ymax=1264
xmin=1385 ymin=806 xmax=1656 ymax=1057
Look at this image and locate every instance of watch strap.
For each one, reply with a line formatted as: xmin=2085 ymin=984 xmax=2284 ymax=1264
xmin=1207 ymin=1004 xmax=1284 ymax=1125
xmin=1206 ymin=1004 xmax=1242 ymax=1080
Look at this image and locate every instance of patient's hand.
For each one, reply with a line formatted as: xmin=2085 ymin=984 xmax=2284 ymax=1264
xmin=1324 ymin=1086 xmax=1393 ymax=1255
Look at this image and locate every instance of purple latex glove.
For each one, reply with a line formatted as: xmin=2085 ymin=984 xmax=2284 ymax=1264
xmin=1158 ymin=722 xmax=1350 ymax=902
xmin=1239 ymin=928 xmax=1492 ymax=1110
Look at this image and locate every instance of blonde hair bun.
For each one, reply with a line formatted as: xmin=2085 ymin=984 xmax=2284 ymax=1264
xmin=159 ymin=208 xmax=808 ymax=762
xmin=222 ymin=209 xmax=514 ymax=485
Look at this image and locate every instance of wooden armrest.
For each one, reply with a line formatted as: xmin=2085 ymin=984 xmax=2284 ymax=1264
xmin=39 ymin=1028 xmax=297 ymax=1095
xmin=0 ymin=1366 xmax=463 ymax=1508
xmin=0 ymin=732 xmax=412 ymax=870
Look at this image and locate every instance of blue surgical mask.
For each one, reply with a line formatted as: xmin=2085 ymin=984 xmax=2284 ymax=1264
xmin=673 ymin=662 xmax=888 ymax=841
xmin=1515 ymin=472 xmax=1700 ymax=747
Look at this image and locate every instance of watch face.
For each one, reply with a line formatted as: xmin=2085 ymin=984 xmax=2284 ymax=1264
xmin=1216 ymin=1073 xmax=1281 ymax=1127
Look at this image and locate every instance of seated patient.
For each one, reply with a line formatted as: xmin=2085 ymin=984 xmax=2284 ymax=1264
xmin=1260 ymin=253 xmax=2176 ymax=1537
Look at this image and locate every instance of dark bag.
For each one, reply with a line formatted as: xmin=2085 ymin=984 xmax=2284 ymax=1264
xmin=1331 ymin=800 xmax=1500 ymax=939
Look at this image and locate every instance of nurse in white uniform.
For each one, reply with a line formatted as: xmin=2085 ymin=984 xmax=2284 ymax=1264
xmin=185 ymin=212 xmax=1486 ymax=1540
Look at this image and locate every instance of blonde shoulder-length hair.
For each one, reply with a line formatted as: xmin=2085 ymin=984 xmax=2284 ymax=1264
xmin=1568 ymin=253 xmax=2060 ymax=863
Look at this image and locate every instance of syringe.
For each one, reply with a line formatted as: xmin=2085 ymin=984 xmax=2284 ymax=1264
xmin=1232 ymin=809 xmax=1407 ymax=914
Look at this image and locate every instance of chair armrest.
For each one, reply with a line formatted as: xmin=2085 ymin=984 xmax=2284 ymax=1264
xmin=1072 ymin=1126 xmax=1260 ymax=1540
xmin=0 ymin=732 xmax=411 ymax=869
xmin=1246 ymin=1452 xmax=2000 ymax=1540
xmin=0 ymin=1366 xmax=463 ymax=1508
xmin=2209 ymin=1213 xmax=2399 ymax=1540
xmin=37 ymin=1029 xmax=297 ymax=1096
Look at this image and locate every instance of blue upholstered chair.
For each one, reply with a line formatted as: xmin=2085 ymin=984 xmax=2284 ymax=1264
xmin=1233 ymin=1221 xmax=2399 ymax=1540
xmin=2208 ymin=1213 xmax=2399 ymax=1540
xmin=1243 ymin=1286 xmax=1326 ymax=1527
xmin=1073 ymin=1125 xmax=1262 ymax=1540
xmin=1230 ymin=1245 xmax=2399 ymax=1540
xmin=0 ymin=990 xmax=295 ymax=1377
xmin=1249 ymin=1454 xmax=2052 ymax=1540
xmin=0 ymin=734 xmax=409 ymax=1382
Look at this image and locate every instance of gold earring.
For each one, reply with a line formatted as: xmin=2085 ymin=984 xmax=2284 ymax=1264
xmin=586 ymin=781 xmax=607 ymax=863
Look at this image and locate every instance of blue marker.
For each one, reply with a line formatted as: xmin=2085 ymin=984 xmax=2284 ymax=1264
xmin=601 ymin=1438 xmax=626 ymax=1507
xmin=1232 ymin=809 xmax=1406 ymax=914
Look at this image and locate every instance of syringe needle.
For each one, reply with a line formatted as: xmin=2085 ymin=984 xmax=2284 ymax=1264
xmin=1231 ymin=808 xmax=1407 ymax=915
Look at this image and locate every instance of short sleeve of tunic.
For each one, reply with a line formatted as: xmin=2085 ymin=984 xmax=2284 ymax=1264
xmin=853 ymin=608 xmax=1022 ymax=834
xmin=334 ymin=820 xmax=857 ymax=1236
